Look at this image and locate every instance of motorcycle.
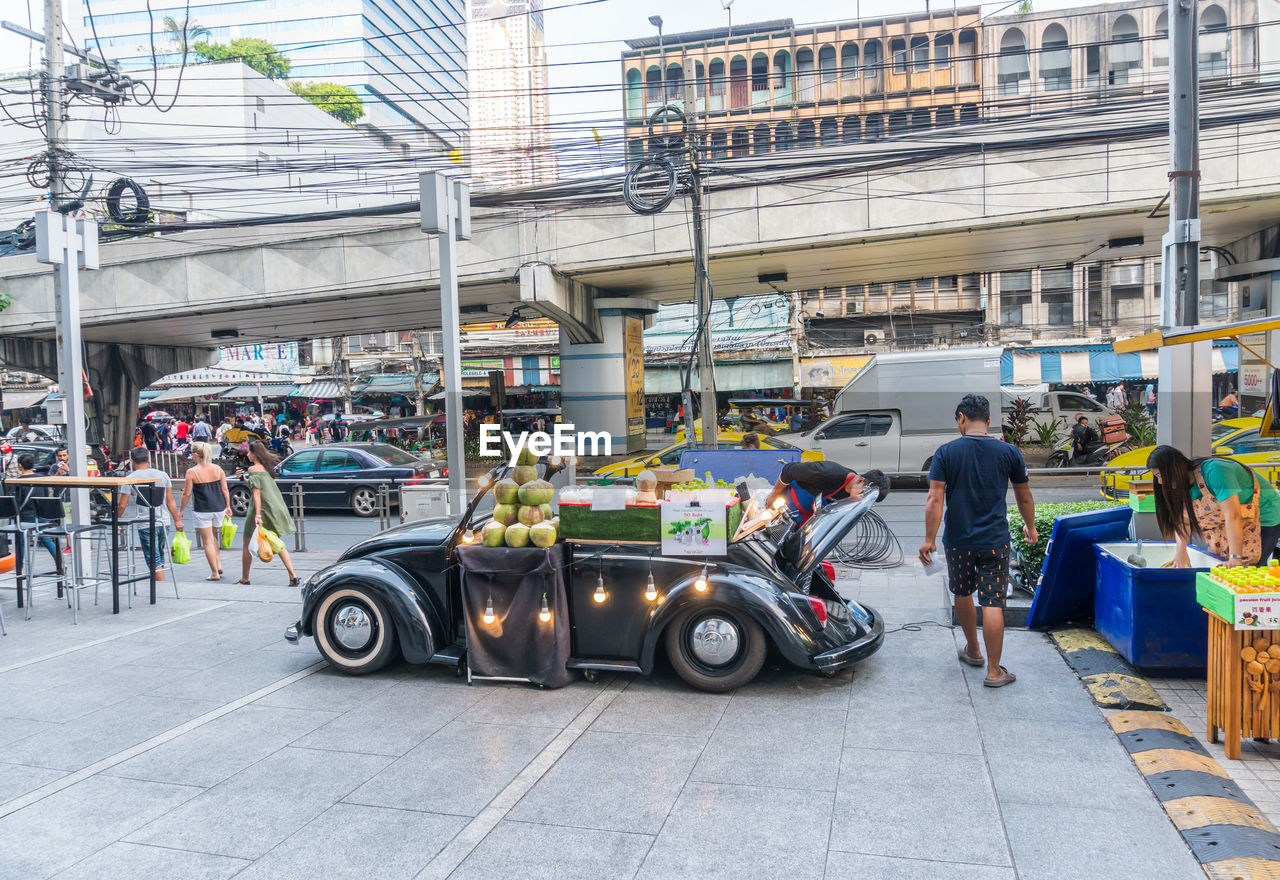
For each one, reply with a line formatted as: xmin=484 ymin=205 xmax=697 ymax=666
xmin=1045 ymin=435 xmax=1129 ymax=468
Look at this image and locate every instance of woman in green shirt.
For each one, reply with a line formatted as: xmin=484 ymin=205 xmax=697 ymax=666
xmin=1148 ymin=445 xmax=1280 ymax=568
xmin=236 ymin=440 xmax=301 ymax=586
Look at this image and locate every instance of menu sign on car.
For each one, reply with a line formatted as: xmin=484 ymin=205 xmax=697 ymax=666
xmin=661 ymin=501 xmax=727 ymax=557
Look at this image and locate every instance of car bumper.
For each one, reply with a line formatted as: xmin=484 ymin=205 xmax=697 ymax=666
xmin=812 ymin=604 xmax=885 ymax=672
xmin=285 ymin=621 xmax=300 ymax=644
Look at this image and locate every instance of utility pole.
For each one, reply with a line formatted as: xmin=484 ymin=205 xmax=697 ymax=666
xmin=689 ymin=154 xmax=718 ymax=447
xmin=43 ymin=0 xmax=66 ymax=208
xmin=421 ymin=172 xmax=471 ymax=515
xmin=790 ymin=290 xmax=802 ymax=394
xmin=1157 ymin=0 xmax=1210 ymax=455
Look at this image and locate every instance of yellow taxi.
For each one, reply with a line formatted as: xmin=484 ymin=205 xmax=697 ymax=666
xmin=1101 ymin=417 xmax=1268 ymax=500
xmin=593 ymin=430 xmax=823 ymax=478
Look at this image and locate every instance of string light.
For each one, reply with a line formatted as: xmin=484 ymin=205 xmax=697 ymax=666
xmin=539 ymin=592 xmax=551 ymax=622
xmin=645 ymin=572 xmax=658 ymax=602
xmin=694 ymin=564 xmax=708 ymax=593
xmin=477 ymin=472 xmax=494 ymax=489
xmin=594 ymin=558 xmax=607 ymax=604
xmin=461 ymin=531 xmax=475 ymax=543
xmin=482 ymin=594 xmax=495 ymax=624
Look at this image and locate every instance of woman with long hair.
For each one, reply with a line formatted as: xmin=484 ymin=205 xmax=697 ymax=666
xmin=236 ymin=440 xmax=300 ymax=586
xmin=178 ymin=442 xmax=232 ymax=580
xmin=1147 ymin=445 xmax=1280 ymax=568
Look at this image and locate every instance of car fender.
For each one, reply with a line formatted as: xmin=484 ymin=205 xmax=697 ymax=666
xmin=640 ymin=566 xmax=825 ymax=671
xmin=299 ymin=558 xmax=439 ymax=663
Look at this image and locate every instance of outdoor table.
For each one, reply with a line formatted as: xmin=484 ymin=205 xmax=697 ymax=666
xmin=6 ymin=474 xmax=161 ymax=614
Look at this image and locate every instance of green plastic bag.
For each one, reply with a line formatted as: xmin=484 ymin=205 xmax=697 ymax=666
xmin=220 ymin=518 xmax=237 ymax=549
xmin=171 ymin=532 xmax=191 ymax=565
xmin=259 ymin=527 xmax=286 ymax=554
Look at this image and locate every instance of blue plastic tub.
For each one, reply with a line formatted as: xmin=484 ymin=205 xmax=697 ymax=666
xmin=1093 ymin=542 xmax=1219 ymax=674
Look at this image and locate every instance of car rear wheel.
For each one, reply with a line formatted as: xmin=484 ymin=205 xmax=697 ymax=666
xmin=665 ymin=606 xmax=766 ymax=692
xmin=351 ymin=487 xmax=378 ymax=517
xmin=313 ymin=586 xmax=398 ymax=674
xmin=229 ymin=485 xmax=251 ymax=516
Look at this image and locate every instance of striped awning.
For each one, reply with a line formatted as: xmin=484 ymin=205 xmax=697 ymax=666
xmin=1001 ymin=342 xmax=1237 ymax=385
xmin=1 ymin=390 xmax=50 ymax=410
xmin=150 ymin=385 xmax=232 ymax=403
xmin=297 ymin=381 xmax=341 ymax=399
xmin=221 ymin=384 xmax=296 ymax=399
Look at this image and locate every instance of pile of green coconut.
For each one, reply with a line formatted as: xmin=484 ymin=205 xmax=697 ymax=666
xmin=481 ymin=456 xmax=558 ymax=548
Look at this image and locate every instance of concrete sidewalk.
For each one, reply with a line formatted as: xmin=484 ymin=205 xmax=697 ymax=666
xmin=0 ymin=537 xmax=1203 ymax=879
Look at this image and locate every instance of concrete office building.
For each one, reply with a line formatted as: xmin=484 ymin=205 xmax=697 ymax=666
xmin=72 ymin=0 xmax=468 ymax=149
xmin=468 ymin=0 xmax=556 ymax=188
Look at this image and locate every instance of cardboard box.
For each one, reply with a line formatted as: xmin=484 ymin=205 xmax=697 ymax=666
xmin=654 ymin=469 xmax=694 ymax=499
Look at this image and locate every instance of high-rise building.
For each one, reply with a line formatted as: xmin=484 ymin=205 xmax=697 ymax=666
xmin=73 ymin=0 xmax=468 ymax=149
xmin=468 ymin=0 xmax=556 ymax=188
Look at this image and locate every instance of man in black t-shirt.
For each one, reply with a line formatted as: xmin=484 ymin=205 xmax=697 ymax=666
xmin=920 ymin=394 xmax=1036 ymax=689
xmin=1070 ymin=415 xmax=1100 ymax=463
xmin=766 ymin=460 xmax=890 ymax=524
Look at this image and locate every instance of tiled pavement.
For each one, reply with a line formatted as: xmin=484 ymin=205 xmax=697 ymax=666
xmin=0 ymin=510 xmax=1207 ymax=880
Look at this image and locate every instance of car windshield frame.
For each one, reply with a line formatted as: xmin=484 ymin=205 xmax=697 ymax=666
xmin=1213 ymin=423 xmax=1246 ymax=442
xmin=362 ymin=443 xmax=424 ymax=466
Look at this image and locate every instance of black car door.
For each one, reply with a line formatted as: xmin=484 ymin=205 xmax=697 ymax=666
xmin=317 ymin=449 xmax=366 ymax=508
xmin=275 ymin=449 xmax=321 ymax=507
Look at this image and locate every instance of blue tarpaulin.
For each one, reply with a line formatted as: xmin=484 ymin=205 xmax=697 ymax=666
xmin=1000 ymin=342 xmax=1237 ymax=385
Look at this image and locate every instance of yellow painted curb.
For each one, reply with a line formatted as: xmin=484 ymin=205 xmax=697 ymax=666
xmin=1081 ymin=672 xmax=1165 ymax=708
xmin=1134 ymin=748 xmax=1230 ymax=778
xmin=1165 ymin=796 xmax=1277 ymax=833
xmin=1051 ymin=628 xmax=1120 ymax=654
xmin=1203 ymin=857 xmax=1280 ymax=880
xmin=1107 ymin=710 xmax=1194 ymax=737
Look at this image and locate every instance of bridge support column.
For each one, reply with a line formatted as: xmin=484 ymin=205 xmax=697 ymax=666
xmin=558 ymin=297 xmax=658 ymax=456
xmin=0 ymin=339 xmax=215 ymax=457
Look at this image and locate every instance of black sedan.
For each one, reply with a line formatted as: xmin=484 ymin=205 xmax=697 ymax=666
xmin=228 ymin=443 xmax=444 ymax=518
xmin=5 ymin=442 xmax=62 ymax=475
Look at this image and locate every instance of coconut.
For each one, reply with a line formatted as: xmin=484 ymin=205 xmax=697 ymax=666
xmin=492 ymin=503 xmax=519 ymax=526
xmin=518 ymin=505 xmax=545 ymax=526
xmin=504 ymin=522 xmax=530 ymax=548
xmin=493 ymin=478 xmax=520 ymax=505
xmin=480 ymin=521 xmax=507 ymax=547
xmin=517 ymin=479 xmax=554 ymax=506
xmin=529 ymin=521 xmax=557 ymax=548
xmin=538 ymin=503 xmax=554 ymax=520
xmin=512 ymin=465 xmax=539 ymax=485
xmin=517 ymin=447 xmax=540 ymax=466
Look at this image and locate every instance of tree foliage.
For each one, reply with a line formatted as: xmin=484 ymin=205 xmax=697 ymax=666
xmin=289 ymin=81 xmax=365 ymax=124
xmin=162 ymin=15 xmax=209 ymax=55
xmin=192 ymin=38 xmax=291 ymax=79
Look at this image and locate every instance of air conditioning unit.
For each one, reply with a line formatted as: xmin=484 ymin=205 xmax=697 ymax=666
xmin=850 ymin=301 xmax=865 ymax=314
xmin=865 ymin=333 xmax=878 ymax=345
xmin=362 ymin=333 xmax=395 ymax=351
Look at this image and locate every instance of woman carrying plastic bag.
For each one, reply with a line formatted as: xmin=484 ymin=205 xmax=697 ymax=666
xmin=177 ymin=442 xmax=232 ymax=581
xmin=236 ymin=441 xmax=301 ymax=586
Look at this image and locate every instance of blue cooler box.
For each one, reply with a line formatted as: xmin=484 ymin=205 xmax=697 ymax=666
xmin=1093 ymin=542 xmax=1219 ymax=674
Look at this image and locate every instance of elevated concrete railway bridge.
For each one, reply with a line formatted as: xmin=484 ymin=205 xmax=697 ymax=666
xmin=4 ymin=87 xmax=1280 ymax=451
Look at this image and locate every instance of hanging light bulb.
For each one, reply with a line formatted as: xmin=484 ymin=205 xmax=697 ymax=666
xmin=645 ymin=571 xmax=658 ymax=602
xmin=482 ymin=594 xmax=495 ymax=624
xmin=461 ymin=530 xmax=475 ymax=544
xmin=593 ymin=576 xmax=607 ymax=604
xmin=477 ymin=472 xmax=493 ymax=489
xmin=539 ymin=592 xmax=551 ymax=623
xmin=694 ymin=564 xmax=708 ymax=592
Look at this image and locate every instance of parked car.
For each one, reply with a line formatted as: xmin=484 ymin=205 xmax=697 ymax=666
xmin=1100 ymin=417 xmax=1265 ymax=500
xmin=228 ymin=443 xmax=445 ymax=517
xmin=594 ymin=431 xmax=822 ymax=478
xmin=4 ymin=424 xmax=63 ymax=442
xmin=2 ymin=442 xmax=62 ymax=475
xmin=285 ymin=463 xmax=885 ymax=691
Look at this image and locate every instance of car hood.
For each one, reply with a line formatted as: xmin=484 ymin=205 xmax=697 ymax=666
xmin=340 ymin=514 xmax=462 ymax=560
xmin=782 ymin=493 xmax=878 ymax=581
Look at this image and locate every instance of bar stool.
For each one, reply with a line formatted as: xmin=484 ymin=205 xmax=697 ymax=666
xmin=1 ymin=492 xmax=65 ymax=619
xmin=30 ymin=497 xmax=107 ymax=624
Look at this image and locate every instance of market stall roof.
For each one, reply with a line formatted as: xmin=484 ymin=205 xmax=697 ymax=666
xmin=1113 ymin=315 xmax=1280 ymax=354
xmin=352 ymin=415 xmax=437 ymax=430
xmin=221 ymin=384 xmax=296 ymax=398
xmin=357 ymin=374 xmax=434 ymax=395
xmin=428 ymin=389 xmax=489 ymax=400
xmin=139 ymin=388 xmax=163 ymax=402
xmin=149 ymin=385 xmax=232 ymax=403
xmin=2 ymin=390 xmax=49 ymax=410
xmin=727 ymin=398 xmax=813 ymax=408
xmin=645 ymin=360 xmax=792 ymax=395
xmin=293 ymin=380 xmax=338 ymax=399
xmin=1002 ymin=342 xmax=1237 ymax=385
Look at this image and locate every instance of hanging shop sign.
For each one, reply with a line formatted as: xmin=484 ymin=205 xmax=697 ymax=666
xmin=624 ymin=315 xmax=645 ymax=445
xmin=799 ymin=356 xmax=872 ymax=388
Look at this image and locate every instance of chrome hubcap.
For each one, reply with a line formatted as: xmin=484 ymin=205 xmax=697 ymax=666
xmin=690 ymin=617 xmax=740 ymax=666
xmin=354 ymin=492 xmax=374 ymax=513
xmin=332 ymin=603 xmax=373 ymax=650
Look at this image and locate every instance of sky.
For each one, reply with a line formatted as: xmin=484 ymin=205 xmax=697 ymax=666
xmin=1 ymin=0 xmax=1105 ymax=132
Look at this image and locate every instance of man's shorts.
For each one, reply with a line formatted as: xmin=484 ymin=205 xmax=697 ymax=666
xmin=945 ymin=545 xmax=1010 ymax=608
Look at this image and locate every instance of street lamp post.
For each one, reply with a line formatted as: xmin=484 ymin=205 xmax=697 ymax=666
xmin=649 ymin=15 xmax=665 ymax=101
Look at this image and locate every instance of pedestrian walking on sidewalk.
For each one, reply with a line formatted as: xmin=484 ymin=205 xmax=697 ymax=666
xmin=235 ymin=440 xmax=300 ymax=587
xmin=178 ymin=442 xmax=232 ymax=581
xmin=919 ymin=394 xmax=1036 ymax=688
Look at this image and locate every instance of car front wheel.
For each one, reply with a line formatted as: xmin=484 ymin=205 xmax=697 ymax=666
xmin=350 ymin=487 xmax=378 ymax=517
xmin=665 ymin=606 xmax=766 ymax=692
xmin=229 ymin=485 xmax=251 ymax=516
xmin=312 ymin=586 xmax=398 ymax=674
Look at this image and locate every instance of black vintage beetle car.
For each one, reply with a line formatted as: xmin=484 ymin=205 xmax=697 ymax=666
xmin=285 ymin=464 xmax=885 ymax=692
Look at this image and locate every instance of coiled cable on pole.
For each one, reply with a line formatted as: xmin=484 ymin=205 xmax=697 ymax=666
xmin=831 ymin=509 xmax=904 ymax=569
